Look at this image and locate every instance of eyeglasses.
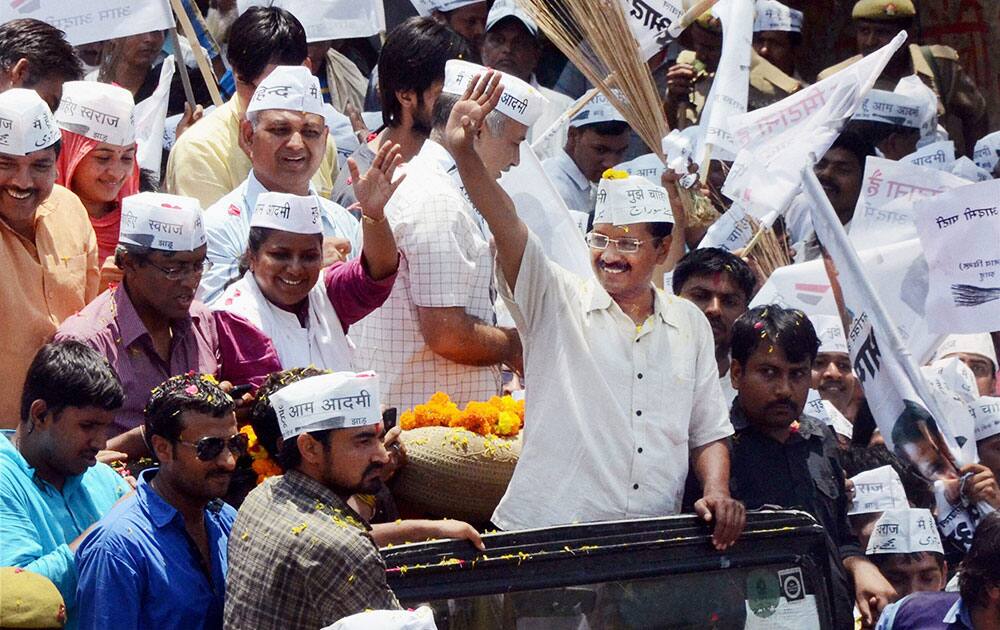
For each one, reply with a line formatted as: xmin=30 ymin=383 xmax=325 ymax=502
xmin=177 ymin=433 xmax=249 ymax=461
xmin=585 ymin=233 xmax=649 ymax=254
xmin=143 ymin=259 xmax=211 ymax=281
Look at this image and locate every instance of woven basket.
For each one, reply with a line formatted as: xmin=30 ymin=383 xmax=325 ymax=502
xmin=393 ymin=426 xmax=522 ymax=523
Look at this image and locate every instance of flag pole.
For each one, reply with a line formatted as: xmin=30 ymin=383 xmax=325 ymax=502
xmin=168 ymin=0 xmax=224 ymax=107
xmin=166 ymin=28 xmax=197 ymax=112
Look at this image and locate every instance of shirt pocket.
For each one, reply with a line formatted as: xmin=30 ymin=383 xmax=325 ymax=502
xmin=809 ymin=454 xmax=841 ymax=501
xmin=42 ymin=252 xmax=89 ymax=316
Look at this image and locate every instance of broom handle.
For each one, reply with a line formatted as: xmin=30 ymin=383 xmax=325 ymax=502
xmin=168 ymin=0 xmax=224 ymax=107
xmin=530 ymin=87 xmax=600 ymax=152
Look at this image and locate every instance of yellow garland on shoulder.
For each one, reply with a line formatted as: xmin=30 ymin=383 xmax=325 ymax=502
xmin=239 ymin=425 xmax=283 ymax=484
xmin=401 ymin=392 xmax=525 ymax=437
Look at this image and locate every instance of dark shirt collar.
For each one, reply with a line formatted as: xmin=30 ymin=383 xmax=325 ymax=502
xmin=137 ymin=468 xmax=222 ymax=529
xmin=115 ymin=284 xmax=198 ymax=349
xmin=730 ymin=399 xmax=826 ymax=441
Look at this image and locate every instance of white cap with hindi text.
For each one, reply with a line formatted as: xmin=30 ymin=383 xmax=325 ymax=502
xmin=119 ymin=192 xmax=206 ymax=252
xmin=410 ymin=0 xmax=482 ymax=17
xmin=812 ymin=314 xmax=849 ymax=355
xmin=442 ymin=59 xmax=547 ymax=127
xmin=805 ymin=390 xmax=853 ymax=440
xmin=973 ymin=131 xmax=1000 ymax=173
xmin=486 ymin=0 xmax=537 ymax=36
xmin=849 ymin=465 xmax=909 ymax=515
xmin=0 ymin=88 xmax=60 ymax=156
xmin=250 ymin=191 xmax=323 ymax=235
xmin=932 ymin=334 xmax=997 ymax=371
xmin=852 ymin=89 xmax=923 ymax=129
xmin=974 ymin=396 xmax=1000 ymax=442
xmin=570 ymin=90 xmax=628 ymax=128
xmin=270 ymin=371 xmax=381 ymax=441
xmin=754 ymin=0 xmax=803 ymax=33
xmin=55 ymin=81 xmax=135 ymax=147
xmin=246 ymin=66 xmax=325 ymax=118
xmin=324 ymin=606 xmax=437 ymax=630
xmin=866 ymin=508 xmax=943 ymax=556
xmin=594 ymin=173 xmax=674 ymax=226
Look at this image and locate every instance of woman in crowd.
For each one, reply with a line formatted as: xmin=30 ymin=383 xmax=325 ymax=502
xmin=214 ymin=142 xmax=403 ymax=371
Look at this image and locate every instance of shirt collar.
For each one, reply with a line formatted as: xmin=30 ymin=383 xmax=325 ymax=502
xmin=282 ymin=469 xmax=371 ymax=531
xmin=416 ymin=139 xmax=457 ymax=175
xmin=136 ymin=468 xmax=180 ymax=528
xmin=556 ymin=149 xmax=591 ymax=192
xmin=584 ymin=279 xmax=680 ymax=328
xmin=244 ymin=170 xmax=318 ymax=212
xmin=114 ymin=284 xmax=197 ymax=349
xmin=942 ymin=596 xmax=973 ymax=626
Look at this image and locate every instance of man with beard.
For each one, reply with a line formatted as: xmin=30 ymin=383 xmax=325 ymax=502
xmin=225 ymin=372 xmax=407 ymax=627
xmin=56 ymin=192 xmax=280 ymax=459
xmin=810 ymin=314 xmax=860 ymax=421
xmin=331 ymin=17 xmax=468 ymax=208
xmin=728 ymin=306 xmax=896 ymax=628
xmin=672 ymin=248 xmax=756 ymax=406
xmin=75 ymin=374 xmax=245 ymax=630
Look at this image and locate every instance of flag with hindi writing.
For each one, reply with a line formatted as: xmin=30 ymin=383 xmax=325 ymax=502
xmin=693 ymin=0 xmax=755 ymax=163
xmin=619 ymin=0 xmax=686 ymax=59
xmin=801 ymin=166 xmax=983 ymax=549
xmin=134 ymin=56 xmax=176 ymax=175
xmin=237 ymin=0 xmax=385 ymax=42
xmin=10 ymin=0 xmax=174 ymax=45
xmin=722 ymin=31 xmax=907 ymax=205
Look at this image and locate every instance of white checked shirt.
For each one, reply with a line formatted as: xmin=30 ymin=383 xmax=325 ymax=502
xmin=353 ymin=140 xmax=500 ymax=411
xmin=492 ymin=233 xmax=733 ymax=530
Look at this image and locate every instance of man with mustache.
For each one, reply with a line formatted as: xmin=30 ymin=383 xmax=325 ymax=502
xmin=728 ymin=305 xmax=895 ymax=628
xmin=0 ymin=341 xmax=129 ymax=630
xmin=75 ymin=374 xmax=245 ymax=630
xmin=226 ymin=372 xmax=429 ymax=628
xmin=56 ymin=193 xmax=281 ymax=459
xmin=0 ymin=88 xmax=99 ymax=429
xmin=673 ymin=248 xmax=757 ymax=406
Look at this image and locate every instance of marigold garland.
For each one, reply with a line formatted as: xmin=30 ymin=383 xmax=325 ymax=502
xmin=240 ymin=425 xmax=283 ymax=484
xmin=401 ymin=392 xmax=524 ymax=437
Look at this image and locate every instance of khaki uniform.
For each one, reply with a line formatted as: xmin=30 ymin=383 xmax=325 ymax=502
xmin=818 ymin=44 xmax=988 ymax=155
xmin=672 ymin=48 xmax=803 ymax=129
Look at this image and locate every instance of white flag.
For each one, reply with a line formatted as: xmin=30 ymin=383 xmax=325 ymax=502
xmin=499 ymin=144 xmax=593 ymax=280
xmin=133 ymin=56 xmax=176 ymax=176
xmin=698 ymin=202 xmax=754 ymax=252
xmin=237 ymin=0 xmax=385 ymax=42
xmin=913 ymin=179 xmax=1000 ymax=334
xmin=723 ymin=31 xmax=907 ymax=203
xmin=848 ymin=156 xmax=970 ymax=251
xmin=693 ymin=0 xmax=755 ymax=163
xmin=801 ymin=166 xmax=982 ymax=548
xmin=5 ymin=0 xmax=175 ymax=46
xmin=619 ymin=0 xmax=686 ymax=60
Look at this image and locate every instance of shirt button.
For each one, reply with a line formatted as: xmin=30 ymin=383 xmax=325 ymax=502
xmin=636 ymin=410 xmax=642 ymax=416
xmin=637 ymin=373 xmax=643 ymax=379
xmin=637 ymin=447 xmax=643 ymax=454
xmin=633 ymin=483 xmax=639 ymax=490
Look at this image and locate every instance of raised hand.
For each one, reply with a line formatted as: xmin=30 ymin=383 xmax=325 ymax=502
xmin=443 ymin=70 xmax=504 ymax=156
xmin=349 ymin=141 xmax=406 ymax=222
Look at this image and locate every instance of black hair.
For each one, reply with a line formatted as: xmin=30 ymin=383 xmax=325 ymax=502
xmin=827 ymin=129 xmax=876 ymax=173
xmin=379 ymin=17 xmax=469 ymax=128
xmin=139 ymin=168 xmax=159 ymax=193
xmin=730 ymin=305 xmax=819 ymax=366
xmin=871 ymin=550 xmax=945 ymax=572
xmin=959 ymin=511 xmax=1000 ymax=608
xmin=226 ymin=6 xmax=307 ymax=83
xmin=845 ymin=119 xmax=920 ymax=148
xmin=249 ymin=367 xmax=330 ymax=470
xmin=20 ymin=340 xmax=123 ymax=423
xmin=649 ymin=221 xmax=673 ymax=240
xmin=0 ymin=19 xmax=83 ymax=85
xmin=890 ymin=400 xmax=941 ymax=446
xmin=144 ymin=373 xmax=235 ymax=445
xmin=577 ymin=120 xmax=631 ymax=136
xmin=839 ymin=443 xmax=934 ymax=509
xmin=672 ymin=247 xmax=756 ymax=303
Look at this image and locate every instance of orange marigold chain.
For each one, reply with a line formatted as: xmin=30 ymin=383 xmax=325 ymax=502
xmin=400 ymin=392 xmax=525 ymax=437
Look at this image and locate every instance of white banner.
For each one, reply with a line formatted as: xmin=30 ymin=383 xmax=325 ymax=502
xmin=500 ymin=144 xmax=593 ymax=280
xmin=7 ymin=0 xmax=175 ymax=46
xmin=722 ymin=31 xmax=907 ymax=203
xmin=698 ymin=202 xmax=754 ymax=252
xmin=237 ymin=0 xmax=385 ymax=42
xmin=620 ymin=0 xmax=686 ymax=60
xmin=134 ymin=56 xmax=175 ymax=175
xmin=901 ymin=140 xmax=955 ymax=172
xmin=848 ymin=156 xmax=970 ymax=251
xmin=693 ymin=0 xmax=754 ymax=163
xmin=914 ymin=179 xmax=1000 ymax=335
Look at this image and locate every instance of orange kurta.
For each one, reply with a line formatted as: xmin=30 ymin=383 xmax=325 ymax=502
xmin=1 ymin=185 xmax=99 ymax=427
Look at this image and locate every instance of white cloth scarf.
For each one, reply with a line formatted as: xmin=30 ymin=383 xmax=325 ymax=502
xmin=218 ymin=272 xmax=354 ymax=371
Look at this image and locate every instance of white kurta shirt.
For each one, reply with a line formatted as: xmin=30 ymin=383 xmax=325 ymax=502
xmin=492 ymin=233 xmax=733 ymax=530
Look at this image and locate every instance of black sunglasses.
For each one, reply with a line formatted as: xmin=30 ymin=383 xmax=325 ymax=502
xmin=177 ymin=433 xmax=249 ymax=461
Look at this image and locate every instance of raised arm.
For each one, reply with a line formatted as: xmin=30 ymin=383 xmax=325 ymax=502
xmin=443 ymin=71 xmax=530 ymax=292
xmin=349 ymin=141 xmax=404 ymax=281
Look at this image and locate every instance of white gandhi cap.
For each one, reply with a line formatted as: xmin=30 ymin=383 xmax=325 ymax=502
xmin=250 ymin=191 xmax=323 ymax=235
xmin=246 ymin=65 xmax=325 ymax=119
xmin=0 ymin=88 xmax=60 ymax=156
xmin=55 ymin=81 xmax=136 ymax=147
xmin=119 ymin=192 xmax=206 ymax=252
xmin=866 ymin=508 xmax=943 ymax=556
xmin=441 ymin=59 xmax=548 ymax=127
xmin=270 ymin=371 xmax=381 ymax=441
xmin=594 ymin=174 xmax=674 ymax=226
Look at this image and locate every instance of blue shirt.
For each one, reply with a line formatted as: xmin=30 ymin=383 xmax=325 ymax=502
xmin=876 ymin=591 xmax=972 ymax=629
xmin=0 ymin=431 xmax=129 ymax=630
xmin=198 ymin=170 xmax=362 ymax=305
xmin=74 ymin=468 xmax=236 ymax=630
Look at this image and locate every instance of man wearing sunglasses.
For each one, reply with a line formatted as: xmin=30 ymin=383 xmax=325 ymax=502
xmin=445 ymin=73 xmax=745 ymax=548
xmin=56 ymin=193 xmax=281 ymax=461
xmin=75 ymin=373 xmax=244 ymax=630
